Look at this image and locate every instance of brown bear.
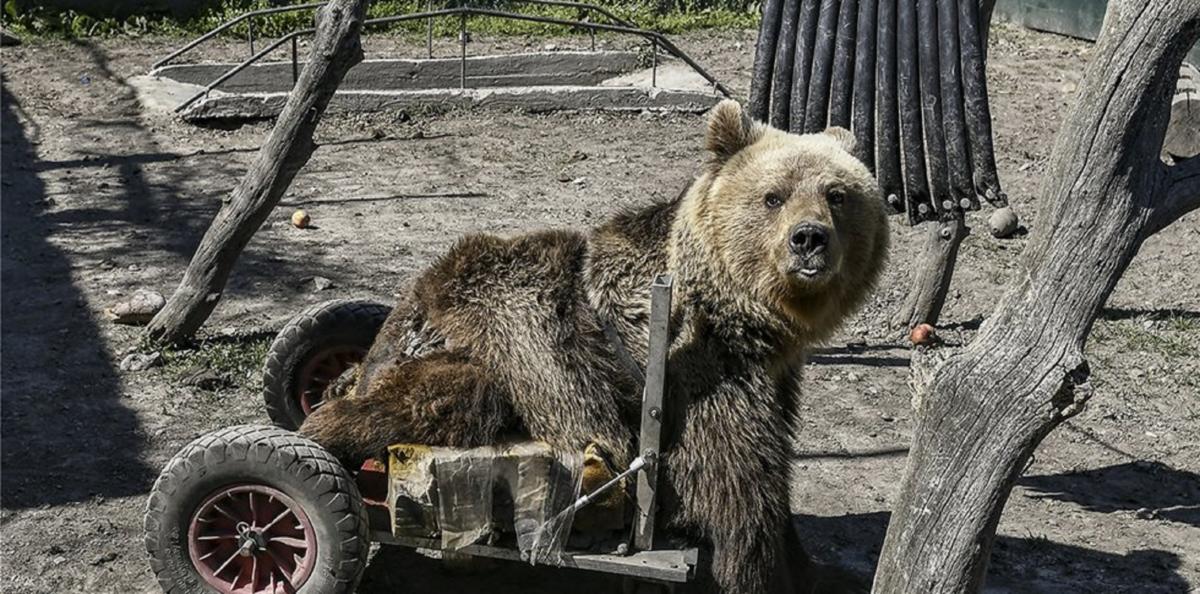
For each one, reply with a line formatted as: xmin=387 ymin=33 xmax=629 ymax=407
xmin=300 ymin=99 xmax=889 ymax=593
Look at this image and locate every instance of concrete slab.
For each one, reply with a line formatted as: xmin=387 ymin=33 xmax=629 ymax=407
xmin=175 ymin=85 xmax=721 ymax=120
xmin=152 ymin=51 xmax=643 ymax=93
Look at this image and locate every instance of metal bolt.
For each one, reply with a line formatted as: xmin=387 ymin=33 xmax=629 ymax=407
xmin=940 ymin=226 xmax=952 ymax=239
xmin=886 ymin=193 xmax=901 ymax=206
xmin=960 ymin=198 xmax=973 ymax=210
xmin=917 ymin=203 xmax=930 ymax=215
xmin=942 ymin=200 xmax=955 ymax=211
xmin=649 ymin=407 xmax=661 ymax=420
xmin=616 ymin=543 xmax=629 ymax=555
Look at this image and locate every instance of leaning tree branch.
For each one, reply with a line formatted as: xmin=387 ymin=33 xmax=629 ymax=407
xmin=872 ymin=0 xmax=1200 ymax=591
xmin=146 ymin=0 xmax=367 ymax=344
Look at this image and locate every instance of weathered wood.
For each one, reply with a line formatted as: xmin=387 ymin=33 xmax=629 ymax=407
xmin=804 ymin=0 xmax=842 ymax=132
xmin=146 ymin=0 xmax=367 ymax=344
xmin=749 ymin=0 xmax=786 ymax=121
xmin=770 ymin=0 xmax=805 ymax=129
xmin=873 ymin=1 xmax=1200 ymax=591
xmin=851 ymin=0 xmax=878 ymax=168
xmin=790 ymin=0 xmax=824 ymax=131
xmin=892 ymin=217 xmax=965 ymax=329
xmin=828 ymin=0 xmax=859 ymax=128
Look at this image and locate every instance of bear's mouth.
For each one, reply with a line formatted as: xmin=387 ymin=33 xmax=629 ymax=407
xmin=787 ymin=258 xmax=831 ymax=281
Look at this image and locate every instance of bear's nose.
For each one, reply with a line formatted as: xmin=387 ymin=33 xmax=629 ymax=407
xmin=789 ymin=223 xmax=829 ymax=256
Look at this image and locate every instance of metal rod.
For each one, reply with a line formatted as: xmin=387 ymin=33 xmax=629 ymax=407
xmin=918 ymin=0 xmax=951 ymax=217
xmin=804 ymin=0 xmax=840 ymax=133
xmin=748 ymin=0 xmax=785 ymax=122
xmin=851 ymin=0 xmax=878 ymax=169
xmin=937 ymin=0 xmax=976 ymax=213
xmin=789 ymin=0 xmax=822 ymax=132
xmin=633 ymin=274 xmax=672 ymax=552
xmin=767 ymin=0 xmax=801 ymax=130
xmin=248 ymin=19 xmax=255 ymax=56
xmin=828 ymin=0 xmax=858 ymax=129
xmin=875 ymin=0 xmax=903 ymax=206
xmin=427 ymin=0 xmax=434 ymax=58
xmin=459 ymin=13 xmax=467 ymax=90
xmin=897 ymin=0 xmax=928 ymax=219
xmin=152 ymin=1 xmax=327 ymax=69
xmin=958 ymin=0 xmax=1005 ymax=206
xmin=567 ymin=457 xmax=646 ymax=514
xmin=175 ymin=5 xmax=735 ymax=114
xmin=291 ymin=36 xmax=299 ymax=86
xmin=651 ymin=39 xmax=658 ymax=87
xmin=589 ymin=19 xmax=596 ymax=51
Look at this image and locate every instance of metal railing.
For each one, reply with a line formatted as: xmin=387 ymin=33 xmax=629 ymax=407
xmin=158 ymin=2 xmax=733 ymax=114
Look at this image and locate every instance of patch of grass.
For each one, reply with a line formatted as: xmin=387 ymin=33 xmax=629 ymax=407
xmin=160 ymin=333 xmax=273 ymax=384
xmin=2 ymin=1 xmax=759 ymax=40
xmin=1091 ymin=316 xmax=1195 ymax=359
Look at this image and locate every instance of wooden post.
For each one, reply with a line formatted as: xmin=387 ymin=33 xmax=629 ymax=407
xmin=146 ymin=0 xmax=368 ymax=344
xmin=873 ymin=0 xmax=1200 ymax=590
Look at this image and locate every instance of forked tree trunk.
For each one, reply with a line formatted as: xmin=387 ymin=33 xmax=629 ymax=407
xmin=873 ymin=0 xmax=1200 ymax=591
xmin=146 ymin=0 xmax=367 ymax=344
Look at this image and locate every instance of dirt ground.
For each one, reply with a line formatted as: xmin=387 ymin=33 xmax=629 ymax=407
xmin=1 ymin=23 xmax=1197 ymax=594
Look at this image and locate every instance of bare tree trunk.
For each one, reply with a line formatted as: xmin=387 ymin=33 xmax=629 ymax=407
xmin=145 ymin=0 xmax=367 ymax=344
xmin=873 ymin=0 xmax=1200 ymax=591
xmin=891 ymin=216 xmax=965 ymax=329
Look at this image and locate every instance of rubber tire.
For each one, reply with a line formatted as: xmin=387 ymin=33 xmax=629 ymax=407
xmin=263 ymin=299 xmax=391 ymax=430
xmin=144 ymin=425 xmax=370 ymax=594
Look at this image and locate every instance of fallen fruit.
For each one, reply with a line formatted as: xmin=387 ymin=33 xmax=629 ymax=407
xmin=910 ymin=323 xmax=937 ymax=346
xmin=291 ymin=209 xmax=311 ymax=228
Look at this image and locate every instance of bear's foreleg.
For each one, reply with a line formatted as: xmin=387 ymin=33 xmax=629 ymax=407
xmin=298 ymin=350 xmax=513 ymax=466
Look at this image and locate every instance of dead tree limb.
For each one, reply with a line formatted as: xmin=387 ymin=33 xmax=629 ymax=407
xmin=873 ymin=1 xmax=1200 ymax=591
xmin=146 ymin=0 xmax=367 ymax=344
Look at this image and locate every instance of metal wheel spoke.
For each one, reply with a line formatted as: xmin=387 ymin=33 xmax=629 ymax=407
xmin=268 ymin=535 xmax=307 ymax=549
xmin=212 ymin=503 xmax=241 ymax=523
xmin=212 ymin=548 xmax=243 ymax=577
xmin=265 ymin=547 xmax=296 ymax=582
xmin=260 ymin=509 xmax=293 ymax=532
xmin=196 ymin=534 xmax=237 ymax=541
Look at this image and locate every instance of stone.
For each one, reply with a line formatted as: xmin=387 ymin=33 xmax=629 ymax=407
xmin=989 ymin=207 xmax=1019 ymax=238
xmin=120 ymin=352 xmax=162 ymax=372
xmin=106 ymin=289 xmax=166 ymax=325
xmin=312 ymin=276 xmax=334 ymax=291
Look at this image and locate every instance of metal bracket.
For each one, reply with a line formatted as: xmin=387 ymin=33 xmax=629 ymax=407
xmin=633 ymin=273 xmax=671 ymax=551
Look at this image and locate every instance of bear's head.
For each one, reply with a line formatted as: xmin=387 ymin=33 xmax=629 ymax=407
xmin=676 ymin=100 xmax=889 ymax=341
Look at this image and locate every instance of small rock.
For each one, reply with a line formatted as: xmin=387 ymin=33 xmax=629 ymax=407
xmin=120 ymin=352 xmax=162 ymax=372
xmin=46 ymin=545 xmax=65 ymax=555
xmin=90 ymin=552 xmax=117 ymax=566
xmin=312 ymin=276 xmax=334 ymax=291
xmin=107 ymin=289 xmax=165 ymax=325
xmin=989 ymin=207 xmax=1019 ymax=238
xmin=50 ymin=555 xmax=68 ymax=566
xmin=1134 ymin=507 xmax=1157 ymax=520
xmin=556 ymin=170 xmax=573 ymax=183
xmin=543 ymin=43 xmax=558 ymax=51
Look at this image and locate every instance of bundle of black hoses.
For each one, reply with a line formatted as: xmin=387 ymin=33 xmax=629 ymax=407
xmin=748 ymin=0 xmax=1008 ymax=224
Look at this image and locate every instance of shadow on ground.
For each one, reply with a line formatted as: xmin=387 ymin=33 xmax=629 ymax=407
xmin=1019 ymin=461 xmax=1200 ymax=528
xmin=794 ymin=510 xmax=1189 ymax=594
xmin=0 ymin=76 xmax=153 ymax=508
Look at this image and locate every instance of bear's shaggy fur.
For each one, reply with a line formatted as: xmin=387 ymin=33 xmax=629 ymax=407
xmin=300 ymin=100 xmax=888 ymax=593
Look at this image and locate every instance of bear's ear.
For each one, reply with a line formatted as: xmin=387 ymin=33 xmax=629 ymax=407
xmin=822 ymin=126 xmax=856 ymax=154
xmin=706 ymin=100 xmax=759 ymax=165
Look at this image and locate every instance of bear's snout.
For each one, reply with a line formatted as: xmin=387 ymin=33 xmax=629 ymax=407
xmin=788 ymin=223 xmax=829 ymax=257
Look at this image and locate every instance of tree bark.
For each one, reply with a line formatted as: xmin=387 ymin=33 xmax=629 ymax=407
xmin=891 ymin=217 xmax=965 ymax=329
xmin=873 ymin=0 xmax=1200 ymax=591
xmin=146 ymin=0 xmax=367 ymax=344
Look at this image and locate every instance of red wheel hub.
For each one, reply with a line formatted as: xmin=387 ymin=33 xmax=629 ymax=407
xmin=188 ymin=484 xmax=317 ymax=594
xmin=297 ymin=346 xmax=365 ymax=415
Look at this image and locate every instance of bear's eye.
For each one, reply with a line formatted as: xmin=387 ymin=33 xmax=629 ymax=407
xmin=827 ymin=188 xmax=846 ymax=205
xmin=764 ymin=192 xmax=784 ymax=209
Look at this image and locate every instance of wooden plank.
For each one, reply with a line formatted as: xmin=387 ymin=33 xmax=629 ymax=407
xmin=375 ymin=533 xmax=698 ymax=582
xmin=634 ymin=274 xmax=672 ymax=552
